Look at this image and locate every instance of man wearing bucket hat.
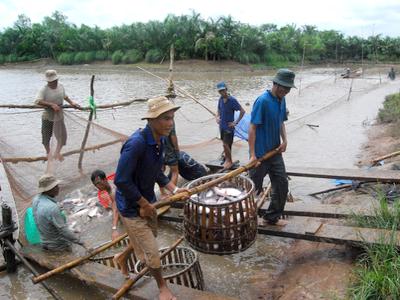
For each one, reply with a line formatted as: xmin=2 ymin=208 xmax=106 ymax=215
xmin=248 ymin=69 xmax=295 ymax=225
xmin=216 ymin=81 xmax=245 ymax=169
xmin=32 ymin=174 xmax=86 ymax=251
xmin=114 ymin=96 xmax=187 ymax=300
xmin=35 ymin=70 xmax=81 ymax=161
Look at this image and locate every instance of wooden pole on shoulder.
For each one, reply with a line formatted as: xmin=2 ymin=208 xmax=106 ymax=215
xmin=154 ymin=148 xmax=279 ymax=209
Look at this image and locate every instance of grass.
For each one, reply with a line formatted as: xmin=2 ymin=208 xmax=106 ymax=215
xmin=347 ymin=194 xmax=400 ymax=299
xmin=378 ymin=93 xmax=400 ymax=124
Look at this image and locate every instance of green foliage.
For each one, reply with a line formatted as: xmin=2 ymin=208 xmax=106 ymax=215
xmin=1 ymin=11 xmax=400 ymax=64
xmin=348 ymin=194 xmax=400 ymax=230
xmin=349 ymin=238 xmax=400 ymax=300
xmin=0 ymin=54 xmax=4 ymax=64
xmin=84 ymin=51 xmax=96 ymax=63
xmin=378 ymin=93 xmax=400 ymax=123
xmin=122 ymin=49 xmax=143 ymax=64
xmin=145 ymin=49 xmax=162 ymax=63
xmin=111 ymin=50 xmax=124 ymax=64
xmin=73 ymin=52 xmax=86 ymax=64
xmin=348 ymin=195 xmax=400 ymax=299
xmin=6 ymin=54 xmax=17 ymax=63
xmin=95 ymin=50 xmax=107 ymax=61
xmin=58 ymin=52 xmax=75 ymax=65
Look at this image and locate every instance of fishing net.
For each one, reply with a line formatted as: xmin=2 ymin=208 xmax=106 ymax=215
xmin=0 ymin=74 xmax=225 ymax=244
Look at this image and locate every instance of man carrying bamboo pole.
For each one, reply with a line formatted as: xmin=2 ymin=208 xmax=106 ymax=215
xmin=248 ymin=69 xmax=295 ymax=225
xmin=32 ymin=174 xmax=88 ymax=251
xmin=35 ymin=70 xmax=81 ymax=161
xmin=114 ymin=96 xmax=187 ymax=300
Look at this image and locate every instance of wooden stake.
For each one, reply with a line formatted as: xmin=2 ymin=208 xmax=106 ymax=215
xmin=372 ymin=150 xmax=400 ymax=165
xmin=78 ymin=75 xmax=95 ymax=170
xmin=112 ymin=236 xmax=184 ymax=300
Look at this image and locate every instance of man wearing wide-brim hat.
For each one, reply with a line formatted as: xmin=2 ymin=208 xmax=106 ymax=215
xmin=32 ymin=174 xmax=86 ymax=251
xmin=248 ymin=69 xmax=295 ymax=225
xmin=35 ymin=70 xmax=81 ymax=161
xmin=114 ymin=96 xmax=187 ymax=300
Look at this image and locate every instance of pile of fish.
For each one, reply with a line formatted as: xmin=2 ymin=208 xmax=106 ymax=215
xmin=190 ymin=183 xmax=247 ymax=205
xmin=61 ymin=193 xmax=111 ymax=233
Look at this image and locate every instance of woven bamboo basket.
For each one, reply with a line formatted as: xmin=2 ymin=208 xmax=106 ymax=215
xmin=135 ymin=246 xmax=204 ymax=290
xmin=184 ymin=174 xmax=257 ymax=254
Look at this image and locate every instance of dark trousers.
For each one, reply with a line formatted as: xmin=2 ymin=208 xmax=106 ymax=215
xmin=249 ymin=154 xmax=288 ymax=222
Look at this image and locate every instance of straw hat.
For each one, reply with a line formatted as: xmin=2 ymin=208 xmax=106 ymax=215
xmin=45 ymin=70 xmax=58 ymax=82
xmin=38 ymin=174 xmax=61 ymax=193
xmin=141 ymin=96 xmax=180 ymax=120
xmin=272 ymin=69 xmax=296 ymax=88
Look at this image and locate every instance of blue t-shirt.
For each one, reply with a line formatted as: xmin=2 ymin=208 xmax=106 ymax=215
xmin=114 ymin=125 xmax=170 ymax=218
xmin=250 ymin=90 xmax=287 ymax=158
xmin=218 ymin=95 xmax=242 ymax=132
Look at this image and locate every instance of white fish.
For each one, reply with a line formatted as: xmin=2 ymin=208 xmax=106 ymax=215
xmin=88 ymin=207 xmax=99 ymax=218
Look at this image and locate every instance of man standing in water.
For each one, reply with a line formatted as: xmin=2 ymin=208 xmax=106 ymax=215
xmin=248 ymin=69 xmax=295 ymax=225
xmin=216 ymin=82 xmax=245 ymax=169
xmin=35 ymin=70 xmax=80 ymax=161
xmin=114 ymin=96 xmax=187 ymax=300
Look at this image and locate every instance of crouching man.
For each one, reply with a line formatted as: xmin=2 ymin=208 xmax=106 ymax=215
xmin=33 ymin=174 xmax=87 ymax=251
xmin=114 ymin=96 xmax=187 ymax=300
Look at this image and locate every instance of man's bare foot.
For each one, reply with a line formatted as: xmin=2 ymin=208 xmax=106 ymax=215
xmin=55 ymin=152 xmax=64 ymax=161
xmin=113 ymin=252 xmax=129 ymax=278
xmin=259 ymin=218 xmax=288 ymax=227
xmin=159 ymin=286 xmax=176 ymax=300
xmin=223 ymin=161 xmax=233 ymax=169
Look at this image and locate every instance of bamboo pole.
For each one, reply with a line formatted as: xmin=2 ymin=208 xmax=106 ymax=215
xmin=137 ymin=66 xmax=217 ymax=117
xmin=112 ymin=236 xmax=184 ymax=300
xmin=154 ymin=149 xmax=279 ymax=209
xmin=78 ymin=75 xmax=95 ymax=170
xmin=0 ymin=99 xmax=148 ymax=110
xmin=3 ymin=138 xmax=125 ymax=163
xmin=31 ymin=206 xmax=170 ymax=284
xmin=372 ymin=150 xmax=400 ymax=165
xmin=346 ymin=79 xmax=354 ymax=101
xmin=32 ymin=233 xmax=128 ymax=284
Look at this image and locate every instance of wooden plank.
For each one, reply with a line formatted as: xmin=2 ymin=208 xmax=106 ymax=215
xmin=22 ymin=245 xmax=236 ymax=300
xmin=161 ymin=208 xmax=400 ymax=247
xmin=259 ymin=201 xmax=375 ymax=219
xmin=258 ymin=217 xmax=400 ymax=247
xmin=286 ymin=166 xmax=400 ymax=183
xmin=0 ymin=160 xmax=19 ymax=239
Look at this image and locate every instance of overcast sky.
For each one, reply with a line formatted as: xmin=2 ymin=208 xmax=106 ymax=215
xmin=1 ymin=0 xmax=399 ymax=37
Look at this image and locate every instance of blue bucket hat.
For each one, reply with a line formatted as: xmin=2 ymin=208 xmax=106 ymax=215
xmin=216 ymin=82 xmax=227 ymax=91
xmin=272 ymin=69 xmax=296 ymax=88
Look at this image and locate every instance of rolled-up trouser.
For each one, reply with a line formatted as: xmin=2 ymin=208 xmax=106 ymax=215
xmin=42 ymin=119 xmax=67 ymax=147
xmin=249 ymin=154 xmax=288 ymax=222
xmin=121 ymin=215 xmax=160 ymax=269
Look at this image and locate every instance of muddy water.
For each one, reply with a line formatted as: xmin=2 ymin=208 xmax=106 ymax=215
xmin=0 ymin=63 xmax=397 ymax=299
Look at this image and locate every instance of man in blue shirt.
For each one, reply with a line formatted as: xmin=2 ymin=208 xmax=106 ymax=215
xmin=216 ymin=82 xmax=245 ymax=169
xmin=114 ymin=96 xmax=186 ymax=300
xmin=248 ymin=69 xmax=295 ymax=225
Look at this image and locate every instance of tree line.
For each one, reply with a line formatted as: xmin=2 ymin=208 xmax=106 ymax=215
xmin=1 ymin=11 xmax=399 ymax=66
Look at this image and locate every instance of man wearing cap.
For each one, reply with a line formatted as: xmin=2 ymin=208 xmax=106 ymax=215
xmin=216 ymin=81 xmax=245 ymax=169
xmin=248 ymin=69 xmax=295 ymax=225
xmin=114 ymin=96 xmax=186 ymax=300
xmin=35 ymin=70 xmax=81 ymax=161
xmin=32 ymin=174 xmax=86 ymax=251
